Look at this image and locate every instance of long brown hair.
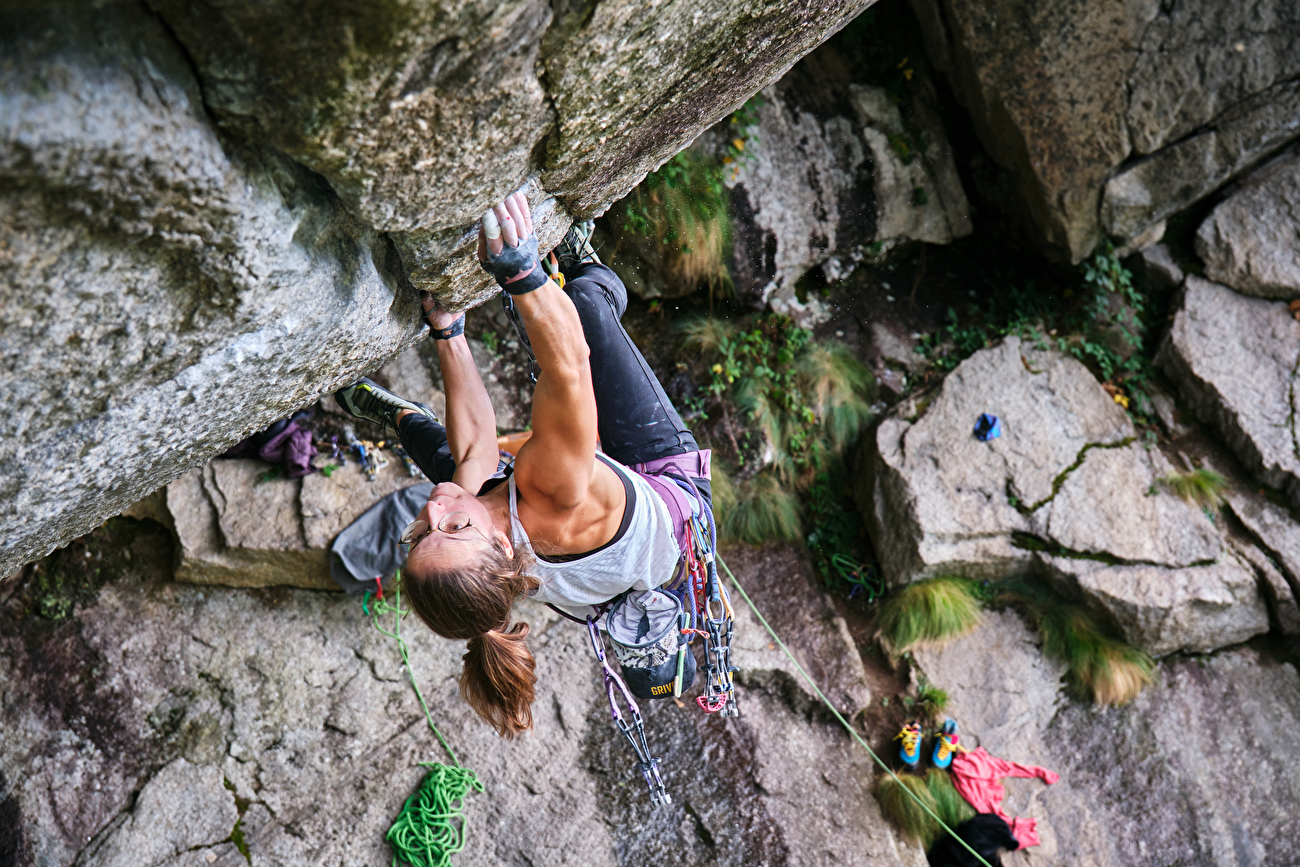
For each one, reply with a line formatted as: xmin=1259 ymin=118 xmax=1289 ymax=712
xmin=402 ymin=539 xmax=540 ymax=738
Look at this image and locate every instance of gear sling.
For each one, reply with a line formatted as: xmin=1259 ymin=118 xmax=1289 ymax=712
xmin=546 ymin=450 xmax=739 ymax=807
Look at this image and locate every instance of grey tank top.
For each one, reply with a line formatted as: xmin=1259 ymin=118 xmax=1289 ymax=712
xmin=510 ymin=455 xmax=681 ymax=620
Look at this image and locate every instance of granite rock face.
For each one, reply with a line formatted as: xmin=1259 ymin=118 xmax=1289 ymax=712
xmin=1037 ymin=554 xmax=1268 ymax=657
xmin=1157 ymin=276 xmax=1300 ymax=507
xmin=604 ymin=32 xmax=970 ymax=310
xmin=0 ymin=531 xmax=929 ymax=867
xmin=911 ymin=0 xmax=1300 ymax=259
xmin=912 ymin=611 xmax=1300 ymax=867
xmin=855 ymin=337 xmax=1132 ymax=583
xmin=1196 ymin=148 xmax=1300 ymax=300
xmin=855 ymin=337 xmax=1269 ymax=655
xmin=719 ymin=58 xmax=970 ymax=310
xmin=0 ymin=0 xmax=875 ymax=576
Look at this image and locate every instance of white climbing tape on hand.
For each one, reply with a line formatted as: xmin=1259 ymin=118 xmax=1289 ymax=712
xmin=482 ymin=209 xmax=502 ymax=240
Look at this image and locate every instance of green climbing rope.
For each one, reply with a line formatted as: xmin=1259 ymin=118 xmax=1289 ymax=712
xmin=715 ymin=554 xmax=993 ymax=867
xmin=368 ymin=579 xmax=484 ymax=867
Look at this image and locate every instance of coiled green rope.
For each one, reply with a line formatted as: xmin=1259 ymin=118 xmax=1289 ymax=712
xmin=367 ymin=578 xmax=484 ymax=867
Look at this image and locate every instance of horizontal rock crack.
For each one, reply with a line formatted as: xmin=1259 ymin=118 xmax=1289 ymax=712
xmin=1011 ymin=531 xmax=1219 ymax=570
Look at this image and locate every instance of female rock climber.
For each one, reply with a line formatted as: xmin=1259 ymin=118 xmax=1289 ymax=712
xmin=334 ymin=191 xmax=711 ymax=738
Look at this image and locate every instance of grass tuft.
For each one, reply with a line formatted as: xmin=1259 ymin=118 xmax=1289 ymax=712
xmin=1039 ymin=608 xmax=1154 ymax=704
xmin=914 ymin=679 xmax=949 ymax=725
xmin=876 ymin=577 xmax=984 ymax=653
xmin=1005 ymin=581 xmax=1155 ymax=705
xmin=796 ymin=342 xmax=879 ymax=453
xmin=679 ymin=317 xmax=739 ymax=356
xmin=1161 ymin=467 xmax=1228 ymax=509
xmin=925 ymin=769 xmax=975 ymax=831
xmin=712 ymin=466 xmax=802 ymax=543
xmin=874 ymin=773 xmax=939 ymax=846
xmin=619 ymin=150 xmax=731 ymax=294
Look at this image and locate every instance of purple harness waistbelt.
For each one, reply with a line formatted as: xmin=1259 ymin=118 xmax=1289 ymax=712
xmin=630 ymin=449 xmax=712 ymax=552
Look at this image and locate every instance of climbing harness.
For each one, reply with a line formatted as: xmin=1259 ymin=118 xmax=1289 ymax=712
xmin=364 ymin=578 xmax=484 ymax=867
xmin=545 ymin=468 xmax=739 ymax=808
xmin=716 ymin=554 xmax=993 ymax=867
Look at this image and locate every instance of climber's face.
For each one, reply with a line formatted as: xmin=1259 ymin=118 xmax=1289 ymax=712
xmin=406 ymin=483 xmax=512 ymax=572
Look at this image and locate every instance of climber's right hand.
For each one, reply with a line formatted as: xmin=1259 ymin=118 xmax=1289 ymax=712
xmin=477 ymin=191 xmax=548 ymax=296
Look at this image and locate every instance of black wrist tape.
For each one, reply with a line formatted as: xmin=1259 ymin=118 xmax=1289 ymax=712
xmin=429 ymin=314 xmax=465 ymax=340
xmin=481 ymin=234 xmax=549 ymax=296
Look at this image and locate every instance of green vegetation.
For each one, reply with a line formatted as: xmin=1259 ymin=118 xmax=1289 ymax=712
xmin=875 ymin=769 xmax=974 ymax=848
xmin=618 ymin=97 xmax=762 ymax=297
xmin=480 ymin=330 xmax=499 ymax=354
xmin=621 ymin=148 xmax=732 ymax=294
xmin=711 ymin=464 xmax=802 ymax=542
xmin=15 ymin=518 xmax=157 ymax=621
xmin=1000 ymin=581 xmax=1154 ymax=705
xmin=1160 ymin=467 xmax=1228 ymax=509
xmin=1039 ymin=607 xmax=1154 ymax=705
xmin=914 ymin=678 xmax=950 ymax=725
xmin=914 ymin=244 xmax=1156 ymax=422
xmin=680 ymin=314 xmax=877 ymax=546
xmin=926 ymin=768 xmax=975 ymax=830
xmin=875 ymin=773 xmax=939 ymax=846
xmin=875 ymin=577 xmax=983 ymax=653
xmin=806 ymin=463 xmax=883 ymax=597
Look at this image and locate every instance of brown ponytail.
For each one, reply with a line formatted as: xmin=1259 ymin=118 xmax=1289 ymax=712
xmin=402 ymin=539 xmax=540 ymax=738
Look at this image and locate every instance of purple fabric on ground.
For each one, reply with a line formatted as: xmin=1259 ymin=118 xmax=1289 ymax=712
xmin=258 ymin=421 xmax=317 ymax=478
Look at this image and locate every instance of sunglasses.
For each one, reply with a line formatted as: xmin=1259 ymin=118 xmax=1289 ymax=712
xmin=401 ymin=511 xmax=491 ymax=548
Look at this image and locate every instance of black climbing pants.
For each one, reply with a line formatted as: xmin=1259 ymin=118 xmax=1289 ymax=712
xmin=397 ymin=261 xmax=702 ymax=493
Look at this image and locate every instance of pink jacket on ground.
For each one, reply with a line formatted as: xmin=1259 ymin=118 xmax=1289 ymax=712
xmin=949 ymin=747 xmax=1060 ymax=848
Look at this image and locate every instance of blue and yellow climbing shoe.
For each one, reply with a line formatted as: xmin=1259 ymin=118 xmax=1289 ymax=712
xmin=932 ymin=717 xmax=960 ymax=769
xmin=895 ymin=720 xmax=923 ymax=770
xmin=335 ymin=378 xmax=436 ymax=436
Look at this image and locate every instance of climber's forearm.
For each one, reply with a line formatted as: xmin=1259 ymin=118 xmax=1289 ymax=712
xmin=510 ymin=280 xmax=591 ymax=383
xmin=436 ymin=335 xmax=500 ymax=491
xmin=509 ymin=280 xmax=599 ymax=506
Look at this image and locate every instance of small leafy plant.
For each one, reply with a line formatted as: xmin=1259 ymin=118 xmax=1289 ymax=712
xmin=912 ymin=244 xmax=1157 ymax=422
xmin=914 ymin=678 xmax=950 ymax=725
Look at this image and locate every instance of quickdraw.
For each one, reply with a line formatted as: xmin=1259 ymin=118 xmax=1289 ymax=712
xmin=586 ymin=617 xmax=671 ymax=806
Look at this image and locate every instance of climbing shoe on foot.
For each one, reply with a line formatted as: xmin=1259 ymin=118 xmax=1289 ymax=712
xmin=932 ymin=717 xmax=960 ymax=769
xmin=895 ymin=720 xmax=923 ymax=770
xmin=553 ymin=220 xmax=600 ymax=271
xmin=335 ymin=378 xmax=436 ymax=436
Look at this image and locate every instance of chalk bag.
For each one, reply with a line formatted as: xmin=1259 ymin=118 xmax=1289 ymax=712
xmin=606 ymin=589 xmax=697 ymax=700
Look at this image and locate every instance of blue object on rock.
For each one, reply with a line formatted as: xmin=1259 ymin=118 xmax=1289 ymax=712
xmin=974 ymin=413 xmax=1001 ymax=441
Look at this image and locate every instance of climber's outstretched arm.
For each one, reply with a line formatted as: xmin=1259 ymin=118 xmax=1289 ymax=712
xmin=478 ymin=194 xmax=597 ymax=511
xmin=423 ymin=298 xmax=501 ymax=495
